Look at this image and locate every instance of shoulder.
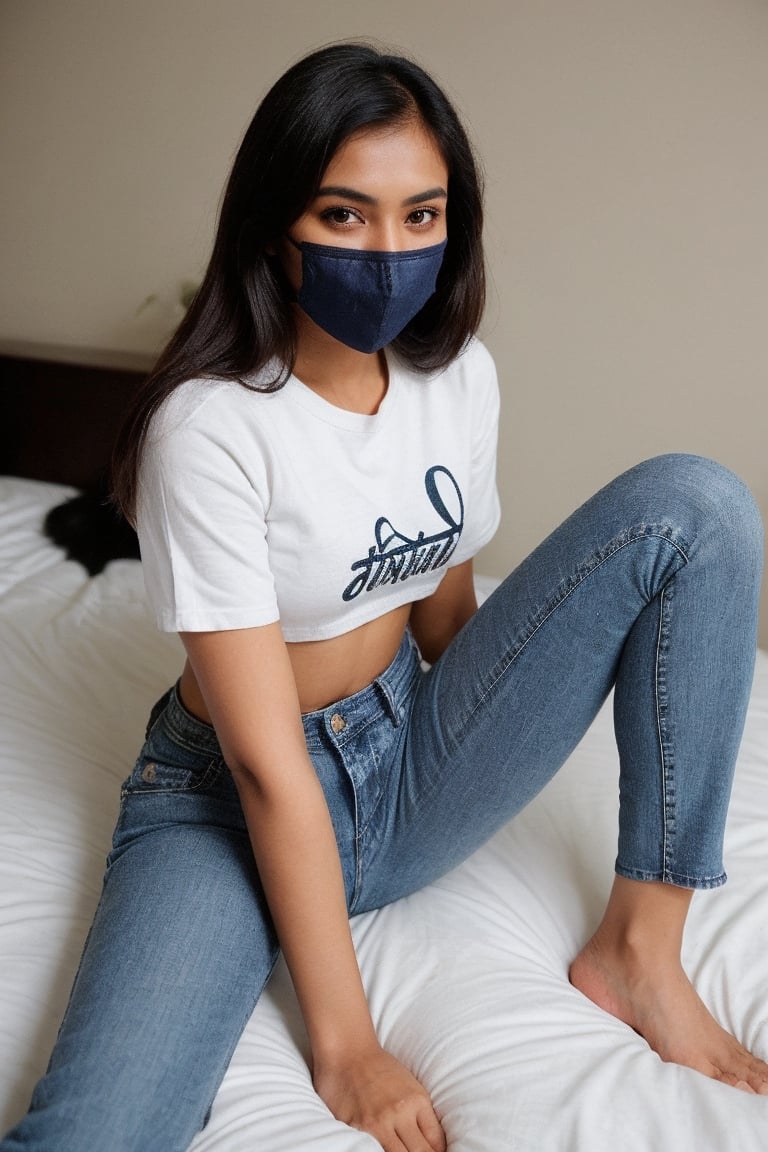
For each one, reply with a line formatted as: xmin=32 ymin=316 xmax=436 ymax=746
xmin=455 ymin=340 xmax=499 ymax=409
xmin=394 ymin=337 xmax=496 ymax=392
xmin=420 ymin=338 xmax=499 ymax=406
xmin=140 ymin=369 xmax=291 ymax=496
xmin=388 ymin=340 xmax=498 ymax=460
xmin=437 ymin=335 xmax=496 ymax=377
xmin=146 ymin=365 xmax=287 ymax=447
xmin=389 ymin=339 xmax=499 ymax=437
xmin=455 ymin=335 xmax=497 ymax=376
xmin=419 ymin=337 xmax=499 ymax=418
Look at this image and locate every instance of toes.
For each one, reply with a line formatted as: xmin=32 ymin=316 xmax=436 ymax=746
xmin=746 ymin=1061 xmax=768 ymax=1095
xmin=711 ymin=1068 xmax=757 ymax=1094
xmin=709 ymin=1052 xmax=768 ymax=1095
xmin=735 ymin=1049 xmax=768 ymax=1094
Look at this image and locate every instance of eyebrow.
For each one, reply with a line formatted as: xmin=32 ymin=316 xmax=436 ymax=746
xmin=315 ymin=184 xmax=448 ymax=206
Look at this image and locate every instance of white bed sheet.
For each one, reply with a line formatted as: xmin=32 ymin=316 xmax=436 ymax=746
xmin=1 ymin=476 xmax=767 ymax=1150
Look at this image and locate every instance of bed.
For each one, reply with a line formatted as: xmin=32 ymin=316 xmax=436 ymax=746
xmin=2 ymin=358 xmax=767 ymax=1150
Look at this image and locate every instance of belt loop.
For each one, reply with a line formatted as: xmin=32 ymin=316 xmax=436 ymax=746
xmin=374 ymin=677 xmax=401 ymax=726
xmin=376 ymin=627 xmax=420 ymax=725
xmin=145 ymin=686 xmax=174 ymax=737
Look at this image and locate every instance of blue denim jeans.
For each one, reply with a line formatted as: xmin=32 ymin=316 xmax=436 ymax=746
xmin=3 ymin=455 xmax=763 ymax=1151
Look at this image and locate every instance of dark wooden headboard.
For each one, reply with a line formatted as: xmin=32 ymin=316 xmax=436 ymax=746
xmin=0 ymin=340 xmax=154 ymax=489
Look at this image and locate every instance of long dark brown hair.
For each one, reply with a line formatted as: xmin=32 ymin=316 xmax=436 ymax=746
xmin=112 ymin=42 xmax=486 ymax=522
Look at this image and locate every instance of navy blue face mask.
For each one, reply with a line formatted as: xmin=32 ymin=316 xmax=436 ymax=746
xmin=289 ymin=237 xmax=447 ymax=354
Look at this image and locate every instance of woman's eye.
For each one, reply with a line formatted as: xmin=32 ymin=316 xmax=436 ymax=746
xmin=407 ymin=208 xmax=438 ymax=226
xmin=323 ymin=207 xmax=359 ymax=226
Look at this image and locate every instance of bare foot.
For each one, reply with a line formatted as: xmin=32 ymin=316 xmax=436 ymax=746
xmin=569 ymin=933 xmax=768 ymax=1094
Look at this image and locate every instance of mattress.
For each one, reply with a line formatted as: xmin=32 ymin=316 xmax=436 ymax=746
xmin=1 ymin=475 xmax=766 ymax=1150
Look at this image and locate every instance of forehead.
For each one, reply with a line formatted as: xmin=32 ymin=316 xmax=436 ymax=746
xmin=319 ymin=119 xmax=448 ymax=192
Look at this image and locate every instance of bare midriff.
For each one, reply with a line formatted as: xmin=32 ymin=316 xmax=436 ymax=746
xmin=178 ymin=603 xmax=413 ymax=722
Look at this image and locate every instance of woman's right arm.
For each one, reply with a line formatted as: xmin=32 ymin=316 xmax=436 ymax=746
xmin=180 ymin=624 xmax=446 ymax=1152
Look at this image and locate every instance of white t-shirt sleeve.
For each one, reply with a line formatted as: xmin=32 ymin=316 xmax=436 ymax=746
xmin=448 ymin=339 xmax=501 ymax=566
xmin=137 ymin=397 xmax=280 ymax=633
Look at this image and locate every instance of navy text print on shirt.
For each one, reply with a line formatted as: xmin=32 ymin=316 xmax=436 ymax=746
xmin=342 ymin=466 xmax=464 ymax=602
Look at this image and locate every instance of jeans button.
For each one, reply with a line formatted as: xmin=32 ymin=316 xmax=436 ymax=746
xmin=330 ymin=713 xmax=346 ymax=734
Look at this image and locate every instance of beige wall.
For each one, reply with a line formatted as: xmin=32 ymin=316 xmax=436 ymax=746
xmin=2 ymin=0 xmax=767 ymax=643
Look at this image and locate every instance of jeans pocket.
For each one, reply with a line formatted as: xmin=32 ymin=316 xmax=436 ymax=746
xmin=122 ymin=718 xmax=225 ymax=797
xmin=122 ymin=750 xmax=224 ymax=796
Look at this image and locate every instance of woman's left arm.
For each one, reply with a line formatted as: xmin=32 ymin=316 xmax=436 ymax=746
xmin=409 ymin=559 xmax=478 ymax=664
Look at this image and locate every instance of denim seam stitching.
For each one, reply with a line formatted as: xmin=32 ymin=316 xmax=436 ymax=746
xmin=332 ymin=711 xmax=385 ymax=747
xmin=655 ymin=585 xmax=679 ymax=882
xmin=121 ymin=757 xmax=224 ymax=798
xmin=161 ymin=720 xmax=220 ymax=756
xmin=467 ymin=526 xmax=691 ymax=728
xmin=321 ymin=733 xmax=363 ymax=909
xmin=615 ymin=862 xmax=727 ymax=888
xmin=655 ymin=586 xmax=668 ymax=880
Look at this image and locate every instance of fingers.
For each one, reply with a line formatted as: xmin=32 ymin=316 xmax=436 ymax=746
xmin=388 ymin=1108 xmax=446 ymax=1152
xmin=369 ymin=1097 xmax=446 ymax=1152
xmin=417 ymin=1101 xmax=448 ymax=1152
xmin=313 ymin=1042 xmax=446 ymax=1152
xmin=347 ymin=1090 xmax=446 ymax=1152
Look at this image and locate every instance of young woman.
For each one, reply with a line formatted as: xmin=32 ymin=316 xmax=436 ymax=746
xmin=3 ymin=41 xmax=767 ymax=1152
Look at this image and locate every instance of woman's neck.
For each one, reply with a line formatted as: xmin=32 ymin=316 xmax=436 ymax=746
xmin=292 ymin=311 xmax=389 ymax=415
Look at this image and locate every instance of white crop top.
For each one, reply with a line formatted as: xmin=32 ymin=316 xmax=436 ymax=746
xmin=136 ymin=337 xmax=500 ymax=640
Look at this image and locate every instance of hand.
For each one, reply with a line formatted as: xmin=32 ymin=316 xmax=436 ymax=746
xmin=313 ymin=1042 xmax=447 ymax=1152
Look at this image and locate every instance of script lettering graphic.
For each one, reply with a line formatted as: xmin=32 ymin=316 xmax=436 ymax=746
xmin=342 ymin=466 xmax=464 ymax=602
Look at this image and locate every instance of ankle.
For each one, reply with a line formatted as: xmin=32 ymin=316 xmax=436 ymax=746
xmin=584 ymin=922 xmax=666 ymax=979
xmin=592 ymin=877 xmax=691 ymax=961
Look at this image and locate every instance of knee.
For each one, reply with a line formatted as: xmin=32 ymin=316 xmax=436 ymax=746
xmin=630 ymin=454 xmax=763 ymax=568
